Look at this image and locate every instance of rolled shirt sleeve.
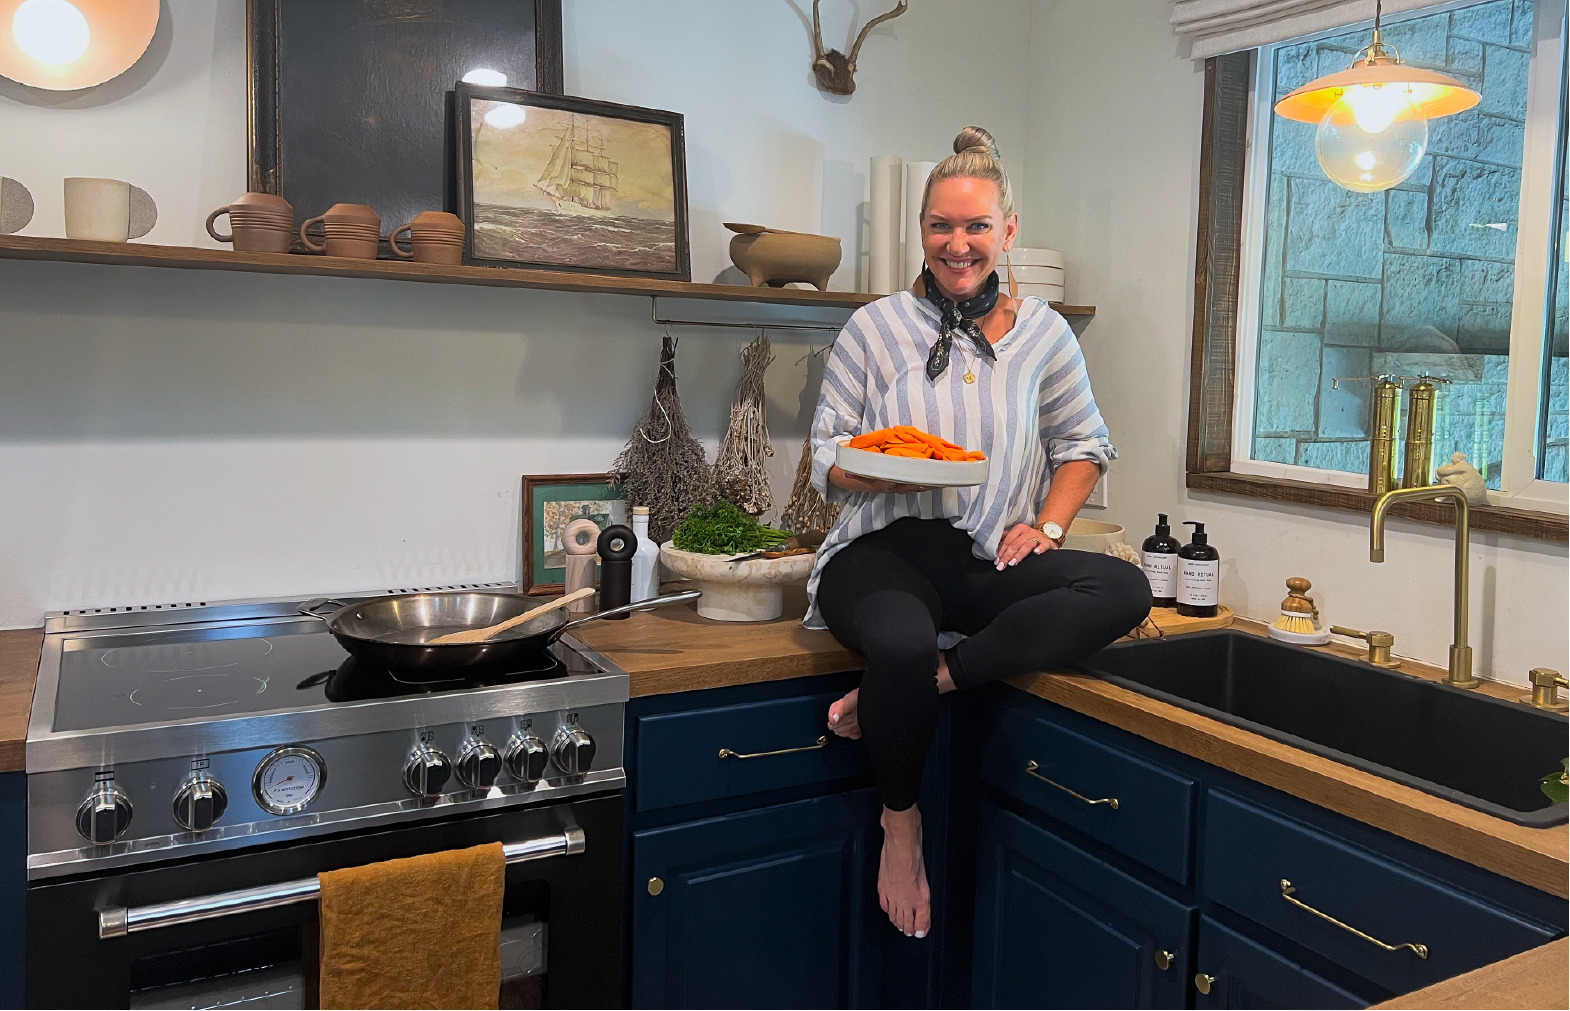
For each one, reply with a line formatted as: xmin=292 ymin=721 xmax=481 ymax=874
xmin=1037 ymin=338 xmax=1117 ymax=472
xmin=809 ymin=318 xmax=872 ymax=503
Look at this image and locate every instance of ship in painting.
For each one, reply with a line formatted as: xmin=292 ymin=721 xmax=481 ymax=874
xmin=534 ymin=116 xmax=620 ymax=215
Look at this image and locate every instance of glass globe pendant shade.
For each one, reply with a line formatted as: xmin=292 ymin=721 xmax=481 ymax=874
xmin=1314 ymin=89 xmax=1428 ymax=193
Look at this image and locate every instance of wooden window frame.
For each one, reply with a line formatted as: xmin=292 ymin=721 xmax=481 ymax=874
xmin=1185 ymin=52 xmax=1569 ymax=543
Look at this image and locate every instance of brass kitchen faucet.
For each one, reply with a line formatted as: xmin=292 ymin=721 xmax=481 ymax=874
xmin=1368 ymin=486 xmax=1478 ymax=690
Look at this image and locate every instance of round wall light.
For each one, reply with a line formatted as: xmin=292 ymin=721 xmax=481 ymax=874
xmin=0 ymin=0 xmax=158 ymax=91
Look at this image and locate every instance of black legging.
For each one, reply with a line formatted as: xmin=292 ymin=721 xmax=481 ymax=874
xmin=817 ymin=517 xmax=1152 ymax=811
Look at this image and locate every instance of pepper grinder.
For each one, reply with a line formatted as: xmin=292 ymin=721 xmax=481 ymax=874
xmin=596 ymin=524 xmax=637 ymax=619
xmin=1331 ymin=374 xmax=1401 ymax=494
xmin=561 ymin=518 xmax=600 ymax=613
xmin=1398 ymin=373 xmax=1450 ymax=488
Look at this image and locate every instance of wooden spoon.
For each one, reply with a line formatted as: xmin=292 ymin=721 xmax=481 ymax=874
xmin=427 ymin=587 xmax=596 ymax=645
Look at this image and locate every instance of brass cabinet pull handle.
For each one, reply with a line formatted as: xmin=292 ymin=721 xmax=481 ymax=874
xmin=1154 ymin=949 xmax=1174 ymax=970
xmin=1279 ymin=879 xmax=1428 ymax=959
xmin=1025 ymin=760 xmax=1119 ymax=810
xmin=1194 ymin=973 xmax=1214 ymax=995
xmin=718 ymin=736 xmax=827 ymax=760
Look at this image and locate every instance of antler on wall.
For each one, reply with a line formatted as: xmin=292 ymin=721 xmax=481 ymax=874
xmin=811 ymin=0 xmax=908 ymax=96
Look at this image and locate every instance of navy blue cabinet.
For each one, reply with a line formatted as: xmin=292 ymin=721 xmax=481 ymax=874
xmin=972 ymin=801 xmax=1193 ymax=1009
xmin=0 ymin=771 xmax=23 ymax=1007
xmin=1192 ymin=916 xmax=1368 ymax=1009
xmin=628 ymin=789 xmax=881 ymax=1008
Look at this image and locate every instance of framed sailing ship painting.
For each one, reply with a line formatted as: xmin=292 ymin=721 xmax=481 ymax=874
xmin=454 ymin=83 xmax=690 ymax=280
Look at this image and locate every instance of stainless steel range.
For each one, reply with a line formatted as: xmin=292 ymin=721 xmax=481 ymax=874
xmin=26 ymin=583 xmax=628 ymax=879
xmin=24 ymin=584 xmax=628 ymax=1008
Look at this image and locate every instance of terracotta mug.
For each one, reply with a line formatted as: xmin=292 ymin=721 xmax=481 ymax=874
xmin=207 ymin=192 xmax=294 ymax=253
xmin=299 ymin=203 xmax=381 ymax=259
xmin=388 ymin=211 xmax=464 ymax=265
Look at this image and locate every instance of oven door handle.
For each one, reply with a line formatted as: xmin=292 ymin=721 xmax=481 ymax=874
xmin=97 ymin=826 xmax=585 ymax=939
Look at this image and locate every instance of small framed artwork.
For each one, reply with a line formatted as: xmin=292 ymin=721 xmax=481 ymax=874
xmin=454 ymin=83 xmax=690 ymax=280
xmin=521 ymin=474 xmax=628 ymax=595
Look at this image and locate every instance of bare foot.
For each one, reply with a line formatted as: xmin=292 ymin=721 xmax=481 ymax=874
xmin=878 ymin=805 xmax=931 ymax=938
xmin=828 ymin=688 xmax=861 ymax=738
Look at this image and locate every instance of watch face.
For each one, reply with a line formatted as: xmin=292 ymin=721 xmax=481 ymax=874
xmin=252 ymin=746 xmax=326 ymax=816
xmin=1042 ymin=522 xmax=1064 ymax=540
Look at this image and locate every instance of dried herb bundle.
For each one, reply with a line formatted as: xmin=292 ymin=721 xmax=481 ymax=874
xmin=613 ymin=334 xmax=714 ymax=543
xmin=780 ymin=434 xmax=841 ymax=535
xmin=714 ymin=332 xmax=774 ymax=516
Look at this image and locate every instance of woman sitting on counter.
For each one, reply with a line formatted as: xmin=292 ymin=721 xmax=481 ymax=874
xmin=805 ymin=126 xmax=1151 ymax=939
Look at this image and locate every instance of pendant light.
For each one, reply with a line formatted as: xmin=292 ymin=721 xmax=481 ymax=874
xmin=1274 ymin=0 xmax=1480 ymax=193
xmin=0 ymin=0 xmax=158 ymax=91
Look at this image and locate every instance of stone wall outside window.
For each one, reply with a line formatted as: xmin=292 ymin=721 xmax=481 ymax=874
xmin=1249 ymin=0 xmax=1568 ymax=490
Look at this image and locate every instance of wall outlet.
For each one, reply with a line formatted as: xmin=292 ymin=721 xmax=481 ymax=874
xmin=1084 ymin=470 xmax=1109 ymax=509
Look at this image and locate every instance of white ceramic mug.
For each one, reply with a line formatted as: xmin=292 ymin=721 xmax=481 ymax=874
xmin=63 ymin=178 xmax=157 ymax=242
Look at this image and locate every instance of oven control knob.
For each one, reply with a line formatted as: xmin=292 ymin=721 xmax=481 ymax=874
xmin=172 ymin=773 xmax=228 ymax=832
xmin=550 ymin=726 xmax=596 ymax=776
xmin=456 ymin=739 xmax=502 ymax=790
xmin=503 ymin=733 xmax=549 ymax=783
xmin=75 ymin=782 xmax=133 ymax=845
xmin=402 ymin=745 xmax=450 ymax=798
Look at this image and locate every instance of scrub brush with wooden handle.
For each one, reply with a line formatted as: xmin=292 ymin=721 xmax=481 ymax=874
xmin=1271 ymin=578 xmax=1322 ymax=635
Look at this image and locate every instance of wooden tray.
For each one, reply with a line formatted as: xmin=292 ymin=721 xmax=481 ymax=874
xmin=1129 ymin=605 xmax=1234 ymax=639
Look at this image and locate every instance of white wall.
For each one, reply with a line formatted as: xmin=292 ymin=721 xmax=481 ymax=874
xmin=0 ymin=0 xmax=1031 ymax=626
xmin=1020 ymin=0 xmax=1568 ymax=686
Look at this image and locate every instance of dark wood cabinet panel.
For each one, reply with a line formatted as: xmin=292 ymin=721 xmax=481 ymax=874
xmin=972 ymin=801 xmax=1192 ymax=1009
xmin=629 ymin=790 xmax=882 ymax=1008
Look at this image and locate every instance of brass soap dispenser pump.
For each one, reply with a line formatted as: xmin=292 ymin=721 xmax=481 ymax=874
xmin=1331 ymin=374 xmax=1402 ymax=494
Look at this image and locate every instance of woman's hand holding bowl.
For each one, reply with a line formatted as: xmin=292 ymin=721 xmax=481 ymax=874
xmin=827 ymin=463 xmax=937 ymax=496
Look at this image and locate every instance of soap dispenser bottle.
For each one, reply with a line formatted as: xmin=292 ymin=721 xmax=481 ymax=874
xmin=1140 ymin=513 xmax=1181 ymax=607
xmin=1177 ymin=521 xmax=1220 ymax=618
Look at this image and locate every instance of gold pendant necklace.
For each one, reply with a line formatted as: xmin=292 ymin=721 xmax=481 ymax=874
xmin=959 ymin=344 xmax=977 ymax=384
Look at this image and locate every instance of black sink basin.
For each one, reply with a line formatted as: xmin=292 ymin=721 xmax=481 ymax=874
xmin=1074 ymin=630 xmax=1568 ymax=827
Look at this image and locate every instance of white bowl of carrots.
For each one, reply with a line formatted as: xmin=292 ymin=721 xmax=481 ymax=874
xmin=834 ymin=427 xmax=989 ymax=488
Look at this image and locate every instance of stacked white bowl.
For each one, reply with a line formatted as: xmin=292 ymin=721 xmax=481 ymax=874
xmin=1001 ymin=247 xmax=1064 ymax=303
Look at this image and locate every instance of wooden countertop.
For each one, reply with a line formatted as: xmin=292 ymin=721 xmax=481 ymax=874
xmin=1372 ymin=937 xmax=1568 ymax=1009
xmin=0 ymin=627 xmax=42 ymax=774
xmin=573 ymin=591 xmax=1568 ymax=900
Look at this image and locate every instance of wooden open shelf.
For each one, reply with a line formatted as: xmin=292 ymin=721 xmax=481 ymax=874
xmin=0 ymin=235 xmax=1097 ymax=318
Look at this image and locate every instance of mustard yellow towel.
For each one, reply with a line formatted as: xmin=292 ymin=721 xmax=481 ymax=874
xmin=319 ymin=842 xmax=505 ymax=1010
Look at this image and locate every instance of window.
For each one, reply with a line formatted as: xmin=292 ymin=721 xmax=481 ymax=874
xmin=1230 ymin=0 xmax=1567 ymax=506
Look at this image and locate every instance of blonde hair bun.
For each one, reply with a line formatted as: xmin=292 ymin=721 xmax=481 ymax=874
xmin=921 ymin=125 xmax=1015 ymax=220
xmin=952 ymin=125 xmax=999 ymax=159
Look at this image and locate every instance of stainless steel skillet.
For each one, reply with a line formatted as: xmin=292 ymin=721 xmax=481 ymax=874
xmin=298 ymin=590 xmax=700 ymax=676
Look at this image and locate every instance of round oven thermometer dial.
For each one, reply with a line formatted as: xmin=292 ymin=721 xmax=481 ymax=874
xmin=252 ymin=746 xmax=327 ymax=816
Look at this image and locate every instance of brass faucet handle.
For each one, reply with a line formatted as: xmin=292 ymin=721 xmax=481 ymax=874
xmin=1330 ymin=626 xmax=1401 ymax=669
xmin=1521 ymin=669 xmax=1569 ymax=712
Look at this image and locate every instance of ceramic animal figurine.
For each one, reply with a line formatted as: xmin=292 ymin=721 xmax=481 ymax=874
xmin=725 ymin=223 xmax=841 ymax=290
xmin=1436 ymin=451 xmax=1487 ymax=506
xmin=810 ymin=0 xmax=908 ymax=95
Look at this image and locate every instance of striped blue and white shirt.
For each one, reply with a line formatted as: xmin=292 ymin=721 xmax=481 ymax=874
xmin=803 ymin=291 xmax=1116 ymax=630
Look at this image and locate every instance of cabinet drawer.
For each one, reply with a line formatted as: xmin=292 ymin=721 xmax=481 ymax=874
xmin=1202 ymin=790 xmax=1559 ymax=995
xmin=634 ymin=691 xmax=871 ymax=812
xmin=984 ymin=706 xmax=1196 ymax=884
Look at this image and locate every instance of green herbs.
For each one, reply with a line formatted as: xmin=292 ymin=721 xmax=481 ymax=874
xmin=672 ymin=501 xmax=791 ymax=555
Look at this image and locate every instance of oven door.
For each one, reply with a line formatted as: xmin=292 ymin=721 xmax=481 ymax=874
xmin=26 ymin=794 xmax=621 ymax=1009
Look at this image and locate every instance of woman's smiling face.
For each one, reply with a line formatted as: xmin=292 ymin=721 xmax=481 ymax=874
xmin=921 ymin=176 xmax=1018 ymax=300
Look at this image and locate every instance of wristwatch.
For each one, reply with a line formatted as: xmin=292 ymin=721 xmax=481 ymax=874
xmin=1036 ymin=521 xmax=1066 ymax=546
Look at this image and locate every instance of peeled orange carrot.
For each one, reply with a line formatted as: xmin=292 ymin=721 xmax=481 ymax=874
xmin=843 ymin=426 xmax=985 ymax=461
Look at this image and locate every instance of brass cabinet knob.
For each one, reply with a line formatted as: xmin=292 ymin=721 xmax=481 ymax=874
xmin=1194 ymin=973 xmax=1214 ymax=995
xmin=647 ymin=876 xmax=664 ymax=896
xmin=1154 ymin=950 xmax=1174 ymax=970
